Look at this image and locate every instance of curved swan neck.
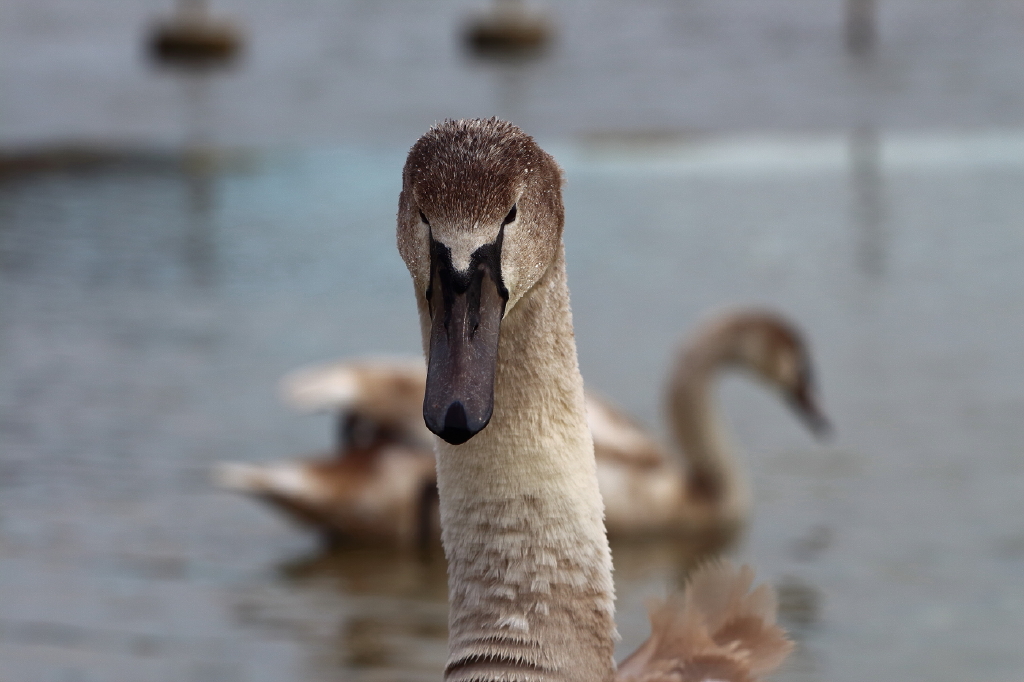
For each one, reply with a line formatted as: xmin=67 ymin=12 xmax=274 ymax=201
xmin=668 ymin=342 xmax=748 ymax=510
xmin=434 ymin=245 xmax=617 ymax=682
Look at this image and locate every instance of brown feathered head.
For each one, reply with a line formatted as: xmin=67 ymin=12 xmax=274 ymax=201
xmin=397 ymin=119 xmax=565 ymax=445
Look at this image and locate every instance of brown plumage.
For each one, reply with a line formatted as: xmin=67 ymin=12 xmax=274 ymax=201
xmin=214 ymin=359 xmax=438 ymax=546
xmin=395 ymin=118 xmax=792 ymax=682
xmin=217 ymin=309 xmax=827 ymax=553
xmin=616 ymin=562 xmax=793 ymax=682
xmin=219 ymin=119 xmax=794 ymax=682
xmin=282 ymin=357 xmax=430 ymax=451
xmin=215 ymin=445 xmax=438 ymax=546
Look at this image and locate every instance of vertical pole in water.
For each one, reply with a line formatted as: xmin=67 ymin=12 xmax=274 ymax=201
xmin=180 ymin=72 xmax=217 ymax=288
xmin=845 ymin=0 xmax=877 ymax=55
xmin=849 ymin=126 xmax=885 ymax=278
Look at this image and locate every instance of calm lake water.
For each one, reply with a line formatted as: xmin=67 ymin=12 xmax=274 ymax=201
xmin=2 ymin=132 xmax=1023 ymax=682
xmin=2 ymin=1 xmax=1024 ymax=682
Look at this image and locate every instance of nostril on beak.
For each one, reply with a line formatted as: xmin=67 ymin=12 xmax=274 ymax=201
xmin=439 ymin=401 xmax=472 ymax=445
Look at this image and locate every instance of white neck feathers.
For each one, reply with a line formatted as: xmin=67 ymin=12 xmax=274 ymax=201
xmin=434 ymin=245 xmax=618 ymax=682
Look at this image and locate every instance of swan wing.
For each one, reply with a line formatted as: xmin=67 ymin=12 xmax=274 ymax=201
xmin=615 ymin=561 xmax=792 ymax=682
xmin=587 ymin=393 xmax=668 ymax=468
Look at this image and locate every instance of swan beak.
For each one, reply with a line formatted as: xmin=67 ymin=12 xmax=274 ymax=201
xmin=789 ymin=383 xmax=832 ymax=439
xmin=423 ymin=229 xmax=508 ymax=445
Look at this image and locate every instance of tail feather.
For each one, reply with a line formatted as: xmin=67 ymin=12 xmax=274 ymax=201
xmin=616 ymin=561 xmax=793 ymax=682
xmin=213 ymin=461 xmax=319 ymax=499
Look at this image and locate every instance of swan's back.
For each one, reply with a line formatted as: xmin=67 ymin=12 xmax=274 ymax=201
xmin=282 ymin=358 xmax=431 ymax=450
xmin=215 ymin=444 xmax=438 ymax=544
xmin=587 ymin=392 xmax=667 ymax=468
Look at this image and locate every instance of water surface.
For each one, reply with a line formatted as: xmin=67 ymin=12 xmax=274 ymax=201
xmin=1 ymin=131 xmax=1023 ymax=681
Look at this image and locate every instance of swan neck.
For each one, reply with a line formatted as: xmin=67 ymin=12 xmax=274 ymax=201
xmin=668 ymin=350 xmax=746 ymax=507
xmin=434 ymin=245 xmax=617 ymax=682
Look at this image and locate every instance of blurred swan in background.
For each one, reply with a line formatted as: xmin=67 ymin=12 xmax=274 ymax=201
xmin=595 ymin=309 xmax=830 ymax=548
xmin=215 ymin=359 xmax=439 ymax=546
xmin=216 ymin=310 xmax=827 ymax=551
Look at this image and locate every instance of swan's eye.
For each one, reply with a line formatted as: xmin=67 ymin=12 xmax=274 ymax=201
xmin=419 ymin=210 xmax=430 ymax=226
xmin=502 ymin=204 xmax=517 ymax=226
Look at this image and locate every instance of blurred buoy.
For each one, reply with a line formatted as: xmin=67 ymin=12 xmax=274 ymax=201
xmin=463 ymin=0 xmax=554 ymax=60
xmin=149 ymin=1 xmax=242 ymax=69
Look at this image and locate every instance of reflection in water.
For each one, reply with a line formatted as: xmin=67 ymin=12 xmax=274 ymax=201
xmin=844 ymin=0 xmax=877 ymax=56
xmin=182 ymin=150 xmax=218 ymax=288
xmin=152 ymin=0 xmax=240 ymax=290
xmin=789 ymin=525 xmax=834 ymax=563
xmin=777 ymin=575 xmax=823 ymax=631
xmin=338 ymin=611 xmax=447 ymax=672
xmin=175 ymin=65 xmax=234 ymax=288
xmin=253 ymin=539 xmax=741 ymax=679
xmin=849 ymin=126 xmax=886 ymax=279
xmin=610 ymin=537 xmax=732 ymax=589
xmin=492 ymin=62 xmax=536 ymax=130
xmin=775 ymin=575 xmax=825 ymax=682
xmin=179 ymin=72 xmax=215 ymax=148
xmin=237 ymin=546 xmax=449 ymax=680
xmin=179 ymin=70 xmax=217 ymax=287
xmin=462 ymin=0 xmax=551 ymax=131
xmin=277 ymin=545 xmax=447 ymax=600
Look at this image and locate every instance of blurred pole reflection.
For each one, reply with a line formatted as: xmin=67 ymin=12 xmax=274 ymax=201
xmin=182 ymin=155 xmax=217 ymax=289
xmin=462 ymin=0 xmax=553 ymax=129
xmin=493 ymin=62 xmax=534 ymax=129
xmin=180 ymin=73 xmax=218 ymax=288
xmin=148 ymin=0 xmax=245 ymax=289
xmin=845 ymin=0 xmax=877 ymax=56
xmin=848 ymin=126 xmax=887 ymax=280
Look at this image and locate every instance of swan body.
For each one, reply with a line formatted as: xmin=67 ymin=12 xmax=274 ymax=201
xmin=396 ymin=118 xmax=790 ymax=682
xmin=217 ymin=310 xmax=826 ymax=551
xmin=215 ymin=444 xmax=437 ymax=546
xmin=214 ymin=359 xmax=438 ymax=545
xmin=282 ymin=357 xmax=430 ymax=451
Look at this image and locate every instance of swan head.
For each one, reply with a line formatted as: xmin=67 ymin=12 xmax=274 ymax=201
xmin=724 ymin=311 xmax=832 ymax=437
xmin=397 ymin=118 xmax=564 ymax=445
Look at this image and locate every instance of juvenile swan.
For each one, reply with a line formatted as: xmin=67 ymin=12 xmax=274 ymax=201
xmin=397 ymin=118 xmax=791 ymax=682
xmin=216 ymin=310 xmax=826 ymax=549
xmin=594 ymin=309 xmax=830 ymax=545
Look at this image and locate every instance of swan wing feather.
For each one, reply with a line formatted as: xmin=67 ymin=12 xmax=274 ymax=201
xmin=615 ymin=561 xmax=792 ymax=682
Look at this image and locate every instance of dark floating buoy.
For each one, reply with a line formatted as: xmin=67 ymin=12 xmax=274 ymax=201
xmin=463 ymin=0 xmax=554 ymax=61
xmin=149 ymin=0 xmax=242 ymax=69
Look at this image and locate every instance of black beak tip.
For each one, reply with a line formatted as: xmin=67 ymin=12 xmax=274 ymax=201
xmin=789 ymin=391 xmax=834 ymax=441
xmin=809 ymin=414 xmax=834 ymax=441
xmin=428 ymin=401 xmax=485 ymax=445
xmin=438 ymin=426 xmax=474 ymax=445
xmin=798 ymin=402 xmax=833 ymax=441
